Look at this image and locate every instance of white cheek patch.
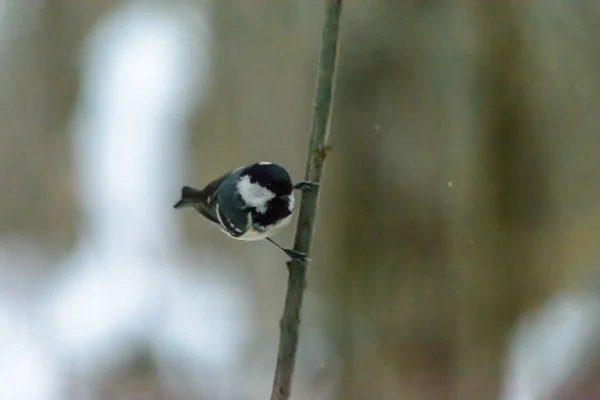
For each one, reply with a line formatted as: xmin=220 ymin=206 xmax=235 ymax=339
xmin=287 ymin=193 xmax=295 ymax=212
xmin=236 ymin=175 xmax=275 ymax=214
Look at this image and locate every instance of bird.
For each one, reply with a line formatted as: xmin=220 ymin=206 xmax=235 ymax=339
xmin=174 ymin=161 xmax=318 ymax=260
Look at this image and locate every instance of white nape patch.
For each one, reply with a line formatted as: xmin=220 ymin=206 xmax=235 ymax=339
xmin=258 ymin=161 xmax=272 ymax=165
xmin=236 ymin=175 xmax=275 ymax=214
xmin=287 ymin=193 xmax=295 ymax=212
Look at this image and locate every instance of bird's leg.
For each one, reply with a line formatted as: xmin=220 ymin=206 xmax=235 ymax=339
xmin=293 ymin=181 xmax=319 ymax=191
xmin=266 ymin=238 xmax=308 ymax=261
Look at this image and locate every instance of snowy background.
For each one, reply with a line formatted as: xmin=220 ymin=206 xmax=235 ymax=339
xmin=1 ymin=0 xmax=600 ymax=399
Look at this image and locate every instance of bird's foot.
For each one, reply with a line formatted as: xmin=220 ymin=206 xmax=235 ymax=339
xmin=283 ymin=248 xmax=310 ymax=262
xmin=293 ymin=181 xmax=319 ymax=191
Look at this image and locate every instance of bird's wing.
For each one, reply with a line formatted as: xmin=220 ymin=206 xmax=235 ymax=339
xmin=212 ymin=168 xmax=253 ymax=239
xmin=193 ymin=171 xmax=232 ymax=225
xmin=195 ymin=200 xmax=219 ymax=225
xmin=216 ymin=204 xmax=249 ymax=238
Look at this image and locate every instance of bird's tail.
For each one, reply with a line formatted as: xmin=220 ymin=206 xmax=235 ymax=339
xmin=173 ymin=186 xmax=206 ymax=209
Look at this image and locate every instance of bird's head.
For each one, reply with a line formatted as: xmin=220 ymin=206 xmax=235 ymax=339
xmin=236 ymin=162 xmax=294 ymax=213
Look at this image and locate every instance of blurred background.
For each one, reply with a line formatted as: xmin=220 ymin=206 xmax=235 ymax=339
xmin=2 ymin=0 xmax=600 ymax=399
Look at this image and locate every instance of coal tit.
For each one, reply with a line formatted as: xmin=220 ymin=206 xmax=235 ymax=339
xmin=174 ymin=161 xmax=317 ymax=260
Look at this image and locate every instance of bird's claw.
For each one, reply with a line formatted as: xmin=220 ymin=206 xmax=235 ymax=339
xmin=293 ymin=181 xmax=319 ymax=191
xmin=284 ymin=248 xmax=310 ymax=262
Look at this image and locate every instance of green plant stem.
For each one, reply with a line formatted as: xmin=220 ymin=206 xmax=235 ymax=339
xmin=269 ymin=1 xmax=343 ymax=399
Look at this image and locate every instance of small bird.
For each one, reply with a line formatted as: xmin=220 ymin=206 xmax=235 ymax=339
xmin=174 ymin=161 xmax=317 ymax=260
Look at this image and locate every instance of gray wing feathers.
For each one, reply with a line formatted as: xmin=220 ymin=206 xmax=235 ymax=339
xmin=215 ymin=172 xmax=251 ymax=237
xmin=177 ymin=167 xmax=251 ymax=238
xmin=195 ymin=200 xmax=219 ymax=225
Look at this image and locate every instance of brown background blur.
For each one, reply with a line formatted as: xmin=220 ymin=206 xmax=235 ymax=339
xmin=2 ymin=0 xmax=600 ymax=399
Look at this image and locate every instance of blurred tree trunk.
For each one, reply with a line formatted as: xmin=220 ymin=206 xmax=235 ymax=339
xmin=323 ymin=1 xmax=600 ymax=399
xmin=0 ymin=0 xmax=117 ymax=247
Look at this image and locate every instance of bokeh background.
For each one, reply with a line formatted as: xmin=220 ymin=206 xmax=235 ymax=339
xmin=2 ymin=0 xmax=600 ymax=399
